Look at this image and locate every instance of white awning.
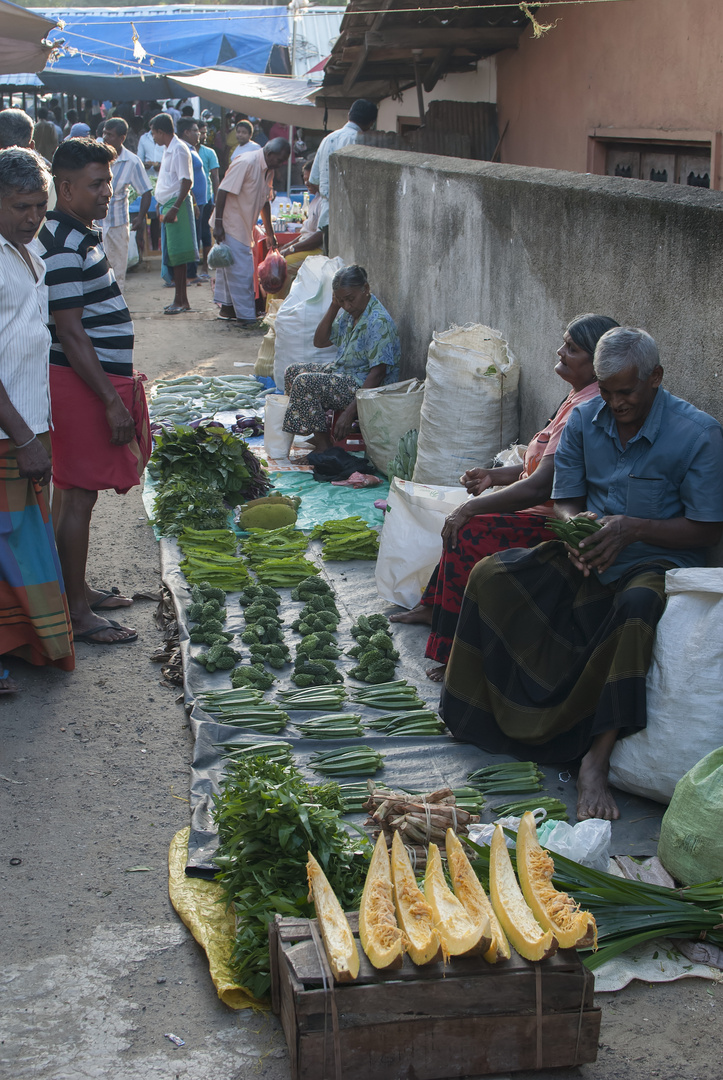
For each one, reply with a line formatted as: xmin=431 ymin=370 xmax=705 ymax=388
xmin=0 ymin=0 xmax=58 ymax=75
xmin=170 ymin=68 xmax=347 ymax=129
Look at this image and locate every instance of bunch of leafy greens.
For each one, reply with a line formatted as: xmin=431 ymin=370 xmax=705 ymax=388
xmin=213 ymin=756 xmax=368 ymax=999
xmin=152 ymin=479 xmax=230 ymax=537
xmin=148 ymin=424 xmax=270 ymax=504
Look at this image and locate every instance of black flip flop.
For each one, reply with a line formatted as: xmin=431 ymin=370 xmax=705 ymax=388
xmin=74 ymin=619 xmax=138 ymax=645
xmin=89 ymin=587 xmax=133 ymax=612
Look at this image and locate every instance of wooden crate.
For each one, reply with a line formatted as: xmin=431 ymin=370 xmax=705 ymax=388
xmin=269 ymin=913 xmax=601 ymax=1080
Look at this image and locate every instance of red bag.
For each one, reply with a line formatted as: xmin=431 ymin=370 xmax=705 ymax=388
xmin=258 ymin=249 xmax=287 ymax=294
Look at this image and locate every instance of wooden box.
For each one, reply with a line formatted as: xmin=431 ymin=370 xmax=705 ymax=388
xmin=269 ymin=913 xmax=601 ymax=1080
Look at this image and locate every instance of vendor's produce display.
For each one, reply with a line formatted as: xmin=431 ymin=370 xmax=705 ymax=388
xmin=240 ymin=589 xmax=291 ymax=669
xmin=366 ymin=711 xmax=446 ymax=736
xmin=467 ymin=762 xmax=544 ymax=796
xmin=232 ymin=414 xmax=264 ymax=439
xmin=153 ymin=481 xmax=229 ymax=536
xmin=547 ymin=515 xmax=603 ymax=547
xmin=214 ymin=756 xmax=367 ymax=997
xmin=294 ymin=714 xmax=364 ymax=739
xmin=230 ymin=664 xmax=277 ymax=691
xmin=306 ymin=853 xmax=361 ymax=982
xmin=241 ymin=525 xmax=308 ymax=565
xmin=186 ymin=583 xmax=231 ymax=646
xmin=446 ymin=829 xmax=510 ymax=964
xmin=425 ymin=842 xmax=489 ymax=956
xmin=493 ymin=797 xmax=569 ymax=821
xmin=149 ymin=423 xmax=270 ymax=504
xmin=178 ymin=528 xmax=249 ymax=591
xmin=238 ymin=495 xmax=300 ymax=531
xmin=387 ymin=428 xmax=418 ymax=483
xmin=489 ymin=823 xmax=559 ymax=962
xmin=362 ymin=785 xmax=480 ymax=858
xmin=218 ymin=740 xmax=292 ymax=764
xmin=255 ymin=556 xmax=320 ymax=588
xmin=310 ymin=517 xmax=380 ymax=561
xmin=277 ymin=686 xmax=348 ymax=711
xmin=348 ymin=614 xmax=400 ymax=683
xmin=359 ymin=832 xmax=406 ymax=970
xmin=390 ymin=831 xmax=442 ymax=965
xmin=310 ymin=745 xmax=385 ymax=777
xmin=150 ymin=373 xmax=272 ymax=427
xmin=352 ymin=680 xmax=426 ymax=711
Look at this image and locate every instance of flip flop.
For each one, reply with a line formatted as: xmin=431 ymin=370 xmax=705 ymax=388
xmin=216 ymin=313 xmax=235 ymax=321
xmin=163 ymin=304 xmax=190 ymax=315
xmin=0 ymin=667 xmax=20 ymax=695
xmin=89 ymin=586 xmax=133 ymax=612
xmin=74 ymin=619 xmax=138 ymax=645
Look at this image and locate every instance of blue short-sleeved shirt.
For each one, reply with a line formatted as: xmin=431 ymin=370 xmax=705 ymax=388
xmin=552 ymin=388 xmax=723 ymax=583
xmin=329 ymin=294 xmax=401 ymax=387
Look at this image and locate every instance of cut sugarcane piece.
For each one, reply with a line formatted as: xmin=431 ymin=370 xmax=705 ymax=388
xmin=445 ymin=828 xmax=510 ymax=964
xmin=390 ymin=831 xmax=442 ymax=966
xmin=306 ymin=852 xmax=360 ymax=982
xmin=516 ymin=812 xmax=597 ymax=950
xmin=424 ymin=842 xmax=489 ymax=956
xmin=489 ymin=824 xmax=558 ymax=962
xmin=359 ymin=833 xmax=405 ymax=970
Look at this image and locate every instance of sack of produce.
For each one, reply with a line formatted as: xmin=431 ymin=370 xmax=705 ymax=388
xmin=658 ymin=747 xmax=723 ymax=885
xmin=609 ymin=568 xmax=723 ymax=804
xmin=375 ymin=477 xmax=469 ymax=609
xmin=413 ymin=324 xmax=519 ymax=486
xmin=355 ymin=379 xmax=425 ymax=474
xmin=258 ymin=248 xmax=287 ymax=294
xmin=273 ymin=255 xmax=343 ymax=389
xmin=255 ymin=299 xmax=283 ymax=378
xmin=264 ymin=394 xmax=294 ymax=459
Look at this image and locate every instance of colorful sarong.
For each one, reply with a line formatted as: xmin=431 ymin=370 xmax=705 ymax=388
xmin=441 ymin=541 xmax=674 ymax=763
xmin=0 ymin=435 xmax=74 ymax=669
xmin=162 ymin=196 xmax=198 ymax=267
xmin=49 ymin=366 xmax=151 ymax=494
xmin=420 ymin=511 xmax=555 ymax=664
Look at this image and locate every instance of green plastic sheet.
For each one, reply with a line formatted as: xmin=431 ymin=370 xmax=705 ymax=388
xmin=269 ymin=470 xmax=389 ymax=531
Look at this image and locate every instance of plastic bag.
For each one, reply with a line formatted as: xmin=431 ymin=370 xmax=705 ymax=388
xmin=413 ymin=324 xmax=520 ymax=485
xmin=609 ymin=568 xmax=723 ymax=804
xmin=356 ymin=379 xmax=425 ymax=474
xmin=375 ymin=477 xmax=469 ymax=609
xmin=536 ymin=819 xmax=611 ymax=872
xmin=126 ymin=230 xmax=139 ymax=269
xmin=658 ymin=747 xmax=723 ymax=885
xmin=258 ymin=249 xmax=287 ymax=294
xmin=273 ymin=255 xmax=344 ymax=389
xmin=207 ymin=243 xmax=234 ymax=269
xmin=263 ymin=395 xmax=293 ymax=459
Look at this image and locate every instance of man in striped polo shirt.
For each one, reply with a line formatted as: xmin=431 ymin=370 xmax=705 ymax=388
xmin=98 ymin=117 xmax=152 ymax=292
xmin=35 ymin=138 xmax=151 ymax=646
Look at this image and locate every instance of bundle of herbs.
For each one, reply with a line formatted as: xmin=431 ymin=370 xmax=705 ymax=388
xmin=149 ymin=424 xmax=270 ymax=505
xmin=213 ymin=756 xmax=368 ymax=998
xmin=152 ymin=480 xmax=229 ymax=537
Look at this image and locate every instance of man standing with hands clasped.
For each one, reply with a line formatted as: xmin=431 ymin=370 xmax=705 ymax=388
xmin=98 ymin=117 xmax=152 ymax=292
xmin=150 ymin=112 xmax=196 ymax=314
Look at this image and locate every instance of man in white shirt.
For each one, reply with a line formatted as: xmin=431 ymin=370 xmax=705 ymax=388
xmin=98 ymin=118 xmax=152 ymax=292
xmin=0 ymin=147 xmax=74 ymax=689
xmin=230 ymin=119 xmax=259 ymax=162
xmin=150 ymin=112 xmax=195 ymax=314
xmin=275 ymin=159 xmax=323 ymax=298
xmin=310 ymin=99 xmax=377 ymax=252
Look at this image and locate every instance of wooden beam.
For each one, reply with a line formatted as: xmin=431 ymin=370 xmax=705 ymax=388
xmin=342 ymin=0 xmax=396 ymax=93
xmin=342 ymin=45 xmax=475 ymax=64
xmin=365 ymin=27 xmax=521 ymax=50
xmin=423 ymin=47 xmax=454 ymax=93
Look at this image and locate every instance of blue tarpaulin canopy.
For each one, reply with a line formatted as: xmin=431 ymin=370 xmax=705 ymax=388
xmin=30 ymin=5 xmax=290 ymax=78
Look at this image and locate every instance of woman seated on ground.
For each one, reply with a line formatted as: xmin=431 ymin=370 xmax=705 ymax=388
xmin=270 ymin=159 xmax=323 ymax=301
xmin=391 ymin=313 xmax=619 ymax=681
xmin=282 ymin=265 xmax=400 ymax=450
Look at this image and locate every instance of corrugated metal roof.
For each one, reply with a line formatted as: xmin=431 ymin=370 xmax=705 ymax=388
xmin=290 ymin=5 xmax=345 ymax=79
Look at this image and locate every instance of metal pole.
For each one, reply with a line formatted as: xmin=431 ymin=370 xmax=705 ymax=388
xmin=413 ymin=50 xmax=425 ymax=127
xmin=286 ymin=6 xmax=298 ymax=198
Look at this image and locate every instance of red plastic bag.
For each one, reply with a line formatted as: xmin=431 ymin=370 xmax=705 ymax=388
xmin=258 ymin=249 xmax=287 ymax=294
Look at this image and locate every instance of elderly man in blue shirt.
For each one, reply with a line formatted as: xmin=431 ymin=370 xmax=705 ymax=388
xmin=309 ymin=99 xmax=377 ymax=253
xmin=441 ymin=327 xmax=723 ymax=822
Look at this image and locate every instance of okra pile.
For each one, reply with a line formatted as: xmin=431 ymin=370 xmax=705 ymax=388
xmin=467 ymin=761 xmax=544 ymax=794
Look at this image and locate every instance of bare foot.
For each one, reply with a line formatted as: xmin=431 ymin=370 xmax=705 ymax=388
xmin=389 ymin=604 xmax=433 ymax=625
xmin=426 ymin=665 xmax=446 ymax=683
xmin=0 ymin=664 xmax=20 ymax=694
xmin=576 ymin=755 xmax=620 ymax=820
xmin=86 ymin=586 xmax=133 ymax=612
xmin=73 ymin=617 xmax=138 ymax=645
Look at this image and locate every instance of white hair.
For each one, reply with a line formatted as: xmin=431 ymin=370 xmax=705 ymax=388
xmin=594 ymin=327 xmax=660 ymax=381
xmin=0 ymin=146 xmax=50 ymax=206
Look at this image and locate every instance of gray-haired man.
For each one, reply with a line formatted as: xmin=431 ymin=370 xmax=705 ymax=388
xmin=99 ymin=118 xmax=152 ymax=291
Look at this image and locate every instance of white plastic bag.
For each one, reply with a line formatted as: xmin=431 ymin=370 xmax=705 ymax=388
xmin=609 ymin=568 xmax=723 ymax=805
xmin=126 ymin=231 xmax=139 ymax=269
xmin=413 ymin=324 xmax=520 ymax=486
xmin=375 ymin=477 xmax=469 ymax=609
xmin=356 ymin=379 xmax=425 ymax=473
xmin=263 ymin=395 xmax=293 ymax=459
xmin=536 ymin=819 xmax=611 ymax=872
xmin=273 ymin=255 xmax=344 ymax=390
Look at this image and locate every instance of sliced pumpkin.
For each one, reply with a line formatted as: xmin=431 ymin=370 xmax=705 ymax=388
xmin=516 ymin=812 xmax=597 ymax=950
xmin=359 ymin=833 xmax=405 ymax=970
xmin=424 ymin=842 xmax=489 ymax=956
xmin=390 ymin=831 xmax=442 ymax=965
xmin=489 ymin=824 xmax=558 ymax=962
xmin=306 ymin=852 xmax=360 ymax=982
xmin=445 ymin=828 xmax=509 ymax=963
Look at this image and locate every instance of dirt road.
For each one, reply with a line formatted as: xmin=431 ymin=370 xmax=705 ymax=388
xmin=1 ymin=262 xmax=719 ymax=1080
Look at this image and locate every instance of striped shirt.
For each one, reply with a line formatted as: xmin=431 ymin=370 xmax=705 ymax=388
xmin=102 ymin=145 xmax=151 ymax=229
xmin=0 ymin=233 xmax=52 ymax=439
xmin=34 ymin=211 xmax=134 ymax=377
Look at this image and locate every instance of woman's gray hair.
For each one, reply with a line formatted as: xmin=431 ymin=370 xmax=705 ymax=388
xmin=594 ymin=327 xmax=660 ymax=381
xmin=0 ymin=147 xmax=50 ymax=205
xmin=332 ymin=264 xmax=368 ymax=291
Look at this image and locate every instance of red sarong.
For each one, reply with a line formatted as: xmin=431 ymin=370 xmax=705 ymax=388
xmin=49 ymin=366 xmax=151 ymax=494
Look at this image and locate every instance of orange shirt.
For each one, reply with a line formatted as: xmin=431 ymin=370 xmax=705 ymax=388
xmin=522 ymin=382 xmax=601 ymax=515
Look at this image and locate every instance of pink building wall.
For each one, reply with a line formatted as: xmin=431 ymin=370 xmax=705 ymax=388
xmin=496 ymin=0 xmax=723 ymax=188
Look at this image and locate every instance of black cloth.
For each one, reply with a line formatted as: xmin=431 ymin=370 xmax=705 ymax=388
xmin=306 ymin=447 xmax=376 ymax=483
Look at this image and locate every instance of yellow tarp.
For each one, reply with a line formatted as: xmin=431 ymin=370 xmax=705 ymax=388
xmin=167 ymin=827 xmax=268 ymax=1010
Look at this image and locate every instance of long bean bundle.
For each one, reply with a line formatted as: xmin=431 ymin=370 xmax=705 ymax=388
xmin=547 ymin=515 xmax=603 ymax=548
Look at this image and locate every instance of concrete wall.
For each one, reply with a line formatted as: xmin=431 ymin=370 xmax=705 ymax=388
xmin=330 ymin=145 xmax=723 ymax=442
xmin=496 ymin=0 xmax=723 ymax=187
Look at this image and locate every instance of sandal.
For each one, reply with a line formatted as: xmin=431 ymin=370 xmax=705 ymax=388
xmin=89 ymin=587 xmax=133 ymax=612
xmin=163 ymin=304 xmax=190 ymax=315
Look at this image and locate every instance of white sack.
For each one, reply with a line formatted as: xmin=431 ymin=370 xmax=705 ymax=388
xmin=273 ymin=255 xmax=344 ymax=390
xmin=264 ymin=394 xmax=294 ymax=459
xmin=356 ymin=379 xmax=425 ymax=473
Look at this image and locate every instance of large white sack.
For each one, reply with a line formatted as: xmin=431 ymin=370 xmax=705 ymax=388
xmin=609 ymin=568 xmax=723 ymax=804
xmin=356 ymin=379 xmax=425 ymax=474
xmin=413 ymin=324 xmax=519 ymax=486
xmin=375 ymin=477 xmax=469 ymax=609
xmin=273 ymin=255 xmax=344 ymax=390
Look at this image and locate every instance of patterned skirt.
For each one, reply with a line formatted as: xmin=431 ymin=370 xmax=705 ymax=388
xmin=422 ymin=512 xmax=554 ymax=664
xmin=440 ymin=541 xmax=673 ymax=763
xmin=282 ymin=363 xmax=357 ymax=435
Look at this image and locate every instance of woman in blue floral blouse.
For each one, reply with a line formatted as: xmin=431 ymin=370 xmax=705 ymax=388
xmin=282 ymin=265 xmax=401 ymax=451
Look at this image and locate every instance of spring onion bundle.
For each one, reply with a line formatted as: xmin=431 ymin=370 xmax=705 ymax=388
xmin=352 ymin=680 xmax=426 ymax=711
xmin=310 ymin=517 xmax=380 ymax=561
xmin=309 ymin=745 xmax=385 ymax=777
xmin=467 ymin=761 xmax=544 ymax=794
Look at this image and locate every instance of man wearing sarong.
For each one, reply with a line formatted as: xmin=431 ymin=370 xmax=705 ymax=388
xmin=150 ymin=113 xmax=195 ymax=315
xmin=441 ymin=328 xmax=723 ymax=821
xmin=212 ymin=137 xmax=290 ymax=328
xmin=35 ymin=137 xmax=151 ymax=646
xmin=0 ymin=147 xmax=74 ymax=689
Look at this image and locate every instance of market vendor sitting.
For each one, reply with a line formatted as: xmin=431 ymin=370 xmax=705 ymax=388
xmin=272 ymin=159 xmax=323 ymax=300
xmin=282 ymin=265 xmax=400 ymax=451
xmin=440 ymin=327 xmax=723 ymax=822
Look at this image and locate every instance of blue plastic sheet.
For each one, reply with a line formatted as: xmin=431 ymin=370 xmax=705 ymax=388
xmin=269 ymin=470 xmax=389 ymax=531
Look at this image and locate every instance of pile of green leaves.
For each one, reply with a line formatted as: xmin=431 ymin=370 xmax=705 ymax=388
xmin=152 ymin=480 xmax=229 ymax=537
xmin=310 ymin=517 xmax=380 ymax=561
xmin=213 ymin=756 xmax=368 ymax=999
xmin=149 ymin=424 xmax=270 ymax=503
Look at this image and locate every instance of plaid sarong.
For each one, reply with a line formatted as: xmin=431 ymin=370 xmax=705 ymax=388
xmin=0 ymin=435 xmax=74 ymax=669
xmin=440 ymin=541 xmax=673 ymax=763
xmin=162 ymin=196 xmax=198 ymax=267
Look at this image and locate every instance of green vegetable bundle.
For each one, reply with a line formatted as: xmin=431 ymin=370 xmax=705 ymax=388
xmin=276 ymin=685 xmax=348 ymax=711
xmin=292 ymin=658 xmax=344 ymax=687
xmin=311 ymin=517 xmax=380 ymax=561
xmin=217 ymin=740 xmax=293 ymax=764
xmin=467 ymin=761 xmax=544 ymax=795
xmin=296 ymin=631 xmax=342 ymax=662
xmin=255 ymin=556 xmax=320 ymax=588
xmin=366 ymin=710 xmax=446 ymax=736
xmin=290 ymin=576 xmax=334 ymax=602
xmin=347 ymin=612 xmax=399 ymax=683
xmin=295 ymin=714 xmax=363 ymax=739
xmin=352 ymin=680 xmax=426 ymax=711
xmin=149 ymin=423 xmax=270 ymax=504
xmin=239 ymin=583 xmax=281 ymax=607
xmin=493 ymin=797 xmax=568 ymax=821
xmin=153 ymin=480 xmax=229 ymax=537
xmin=241 ymin=525 xmax=308 ymax=566
xmin=231 ymin=664 xmax=276 ymax=691
xmin=387 ymin=428 xmax=418 ymax=483
xmin=547 ymin=515 xmax=603 ymax=548
xmin=213 ymin=756 xmax=367 ymax=998
xmin=178 ymin=528 xmax=249 ymax=590
xmin=291 ymin=603 xmax=340 ymax=635
xmin=196 ymin=642 xmax=242 ymax=672
xmin=309 ymin=745 xmax=385 ymax=776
